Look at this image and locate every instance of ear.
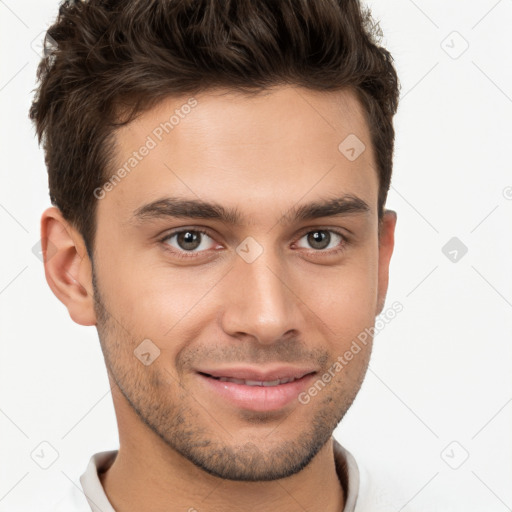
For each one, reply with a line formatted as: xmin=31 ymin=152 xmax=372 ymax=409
xmin=40 ymin=207 xmax=97 ymax=326
xmin=376 ymin=209 xmax=397 ymax=316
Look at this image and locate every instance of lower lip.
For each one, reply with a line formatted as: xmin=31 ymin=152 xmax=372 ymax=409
xmin=197 ymin=373 xmax=316 ymax=412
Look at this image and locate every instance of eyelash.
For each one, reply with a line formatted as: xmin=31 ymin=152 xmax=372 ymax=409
xmin=158 ymin=227 xmax=349 ymax=261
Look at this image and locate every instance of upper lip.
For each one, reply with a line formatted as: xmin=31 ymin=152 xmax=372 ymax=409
xmin=197 ymin=366 xmax=317 ymax=381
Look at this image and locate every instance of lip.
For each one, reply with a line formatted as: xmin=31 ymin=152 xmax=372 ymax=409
xmin=196 ymin=366 xmax=317 ymax=412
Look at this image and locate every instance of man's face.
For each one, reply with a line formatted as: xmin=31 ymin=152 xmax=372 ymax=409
xmin=91 ymin=85 xmax=394 ymax=481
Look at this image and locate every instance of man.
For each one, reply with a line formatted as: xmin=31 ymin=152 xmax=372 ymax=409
xmin=31 ymin=0 xmax=400 ymax=510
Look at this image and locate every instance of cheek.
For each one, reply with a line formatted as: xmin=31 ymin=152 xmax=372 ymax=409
xmin=98 ymin=261 xmax=219 ymax=358
xmin=298 ymin=251 xmax=379 ymax=337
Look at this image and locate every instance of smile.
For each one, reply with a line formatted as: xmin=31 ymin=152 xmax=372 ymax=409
xmin=210 ymin=376 xmax=302 ymax=386
xmin=196 ymin=366 xmax=318 ymax=412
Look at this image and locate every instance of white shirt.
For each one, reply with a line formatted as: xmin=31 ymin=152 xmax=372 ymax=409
xmin=46 ymin=439 xmax=393 ymax=511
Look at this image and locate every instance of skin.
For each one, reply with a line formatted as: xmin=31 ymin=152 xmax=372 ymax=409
xmin=41 ymin=85 xmax=396 ymax=512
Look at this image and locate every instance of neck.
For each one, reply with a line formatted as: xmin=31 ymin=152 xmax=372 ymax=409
xmin=100 ymin=428 xmax=345 ymax=512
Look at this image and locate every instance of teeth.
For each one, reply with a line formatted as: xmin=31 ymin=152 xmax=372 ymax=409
xmin=262 ymin=379 xmax=281 ymax=387
xmin=218 ymin=377 xmax=244 ymax=384
xmin=245 ymin=380 xmax=265 ymax=386
xmin=215 ymin=376 xmax=298 ymax=386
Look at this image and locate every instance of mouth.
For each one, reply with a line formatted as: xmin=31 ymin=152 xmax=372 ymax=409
xmin=204 ymin=375 xmax=304 ymax=387
xmin=195 ymin=366 xmax=317 ymax=412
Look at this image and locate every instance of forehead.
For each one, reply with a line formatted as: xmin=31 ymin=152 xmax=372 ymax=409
xmin=100 ymin=85 xmax=378 ymax=226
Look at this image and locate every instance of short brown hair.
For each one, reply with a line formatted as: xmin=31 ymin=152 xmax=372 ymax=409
xmin=29 ymin=0 xmax=400 ymax=259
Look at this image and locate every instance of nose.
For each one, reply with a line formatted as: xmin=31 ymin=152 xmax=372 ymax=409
xmin=219 ymin=244 xmax=303 ymax=345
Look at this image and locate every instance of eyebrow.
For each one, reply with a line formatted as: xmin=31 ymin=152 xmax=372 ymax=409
xmin=131 ymin=194 xmax=371 ymax=226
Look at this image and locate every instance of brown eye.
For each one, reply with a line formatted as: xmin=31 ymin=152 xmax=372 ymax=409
xmin=162 ymin=229 xmax=216 ymax=255
xmin=176 ymin=231 xmax=202 ymax=251
xmin=296 ymin=229 xmax=345 ymax=252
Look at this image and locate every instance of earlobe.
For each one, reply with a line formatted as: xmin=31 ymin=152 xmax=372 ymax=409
xmin=376 ymin=209 xmax=397 ymax=316
xmin=40 ymin=207 xmax=97 ymax=326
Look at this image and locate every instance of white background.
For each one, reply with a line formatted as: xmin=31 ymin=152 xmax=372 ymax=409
xmin=1 ymin=0 xmax=511 ymax=510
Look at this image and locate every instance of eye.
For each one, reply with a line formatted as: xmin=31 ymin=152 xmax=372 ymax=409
xmin=161 ymin=229 xmax=218 ymax=257
xmin=159 ymin=227 xmax=349 ymax=260
xmin=295 ymin=229 xmax=347 ymax=253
